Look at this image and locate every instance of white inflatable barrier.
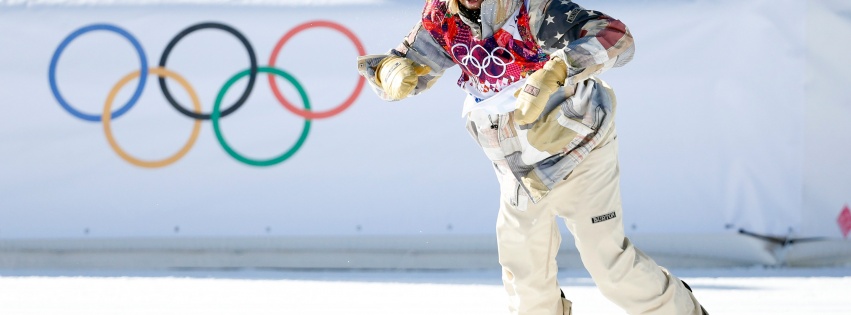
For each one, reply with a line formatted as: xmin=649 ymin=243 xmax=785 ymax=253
xmin=0 ymin=0 xmax=849 ymax=268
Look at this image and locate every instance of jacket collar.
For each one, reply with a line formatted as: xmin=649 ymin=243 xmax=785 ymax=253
xmin=454 ymin=0 xmax=522 ymax=40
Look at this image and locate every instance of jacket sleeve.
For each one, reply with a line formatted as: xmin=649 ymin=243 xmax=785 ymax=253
xmin=533 ymin=0 xmax=634 ymax=77
xmin=358 ymin=21 xmax=457 ymax=101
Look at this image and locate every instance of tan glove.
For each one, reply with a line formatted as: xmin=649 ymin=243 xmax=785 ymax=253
xmin=514 ymin=57 xmax=567 ymax=125
xmin=369 ymin=55 xmax=431 ymax=101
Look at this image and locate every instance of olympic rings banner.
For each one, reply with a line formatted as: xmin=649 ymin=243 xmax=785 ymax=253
xmin=0 ymin=5 xmax=502 ymax=239
xmin=48 ymin=21 xmax=365 ymax=168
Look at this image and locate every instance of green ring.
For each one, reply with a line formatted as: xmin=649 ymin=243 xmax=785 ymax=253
xmin=212 ymin=66 xmax=311 ymax=167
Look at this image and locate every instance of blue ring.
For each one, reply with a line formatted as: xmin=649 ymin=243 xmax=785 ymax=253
xmin=48 ymin=24 xmax=148 ymax=122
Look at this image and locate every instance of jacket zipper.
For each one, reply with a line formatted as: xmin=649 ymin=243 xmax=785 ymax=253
xmin=489 ymin=114 xmax=499 ymax=130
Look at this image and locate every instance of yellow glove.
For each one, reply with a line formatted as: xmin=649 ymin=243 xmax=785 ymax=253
xmin=514 ymin=57 xmax=567 ymax=125
xmin=373 ymin=56 xmax=431 ymax=101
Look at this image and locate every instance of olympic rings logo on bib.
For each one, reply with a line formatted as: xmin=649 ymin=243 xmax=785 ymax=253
xmin=451 ymin=44 xmax=515 ymax=79
xmin=48 ymin=21 xmax=365 ymax=168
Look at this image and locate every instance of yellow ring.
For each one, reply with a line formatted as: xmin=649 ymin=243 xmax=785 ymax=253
xmin=102 ymin=67 xmax=202 ymax=168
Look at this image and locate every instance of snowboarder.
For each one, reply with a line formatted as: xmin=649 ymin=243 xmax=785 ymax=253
xmin=357 ymin=0 xmax=709 ymax=314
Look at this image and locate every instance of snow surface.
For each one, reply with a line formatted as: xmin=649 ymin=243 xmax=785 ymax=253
xmin=1 ymin=267 xmax=850 ymax=314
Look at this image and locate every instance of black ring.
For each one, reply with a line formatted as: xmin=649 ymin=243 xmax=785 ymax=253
xmin=158 ymin=22 xmax=257 ymax=120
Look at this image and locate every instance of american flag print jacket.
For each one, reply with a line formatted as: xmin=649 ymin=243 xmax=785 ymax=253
xmin=357 ymin=0 xmax=634 ymax=203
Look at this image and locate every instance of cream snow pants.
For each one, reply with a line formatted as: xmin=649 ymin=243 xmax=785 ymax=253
xmin=495 ymin=129 xmax=704 ymax=315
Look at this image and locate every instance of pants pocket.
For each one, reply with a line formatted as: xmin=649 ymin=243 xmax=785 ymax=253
xmin=502 ymin=181 xmax=528 ymax=212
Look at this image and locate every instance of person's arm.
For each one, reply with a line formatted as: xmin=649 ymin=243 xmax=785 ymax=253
xmin=536 ymin=1 xmax=635 ymax=81
xmin=357 ymin=21 xmax=456 ymax=101
xmin=515 ymin=1 xmax=634 ymax=125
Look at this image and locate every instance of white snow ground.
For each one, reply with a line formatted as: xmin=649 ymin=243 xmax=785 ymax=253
xmin=1 ymin=267 xmax=850 ymax=314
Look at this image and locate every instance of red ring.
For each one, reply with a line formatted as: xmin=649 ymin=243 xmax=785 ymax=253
xmin=268 ymin=20 xmax=366 ymax=119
